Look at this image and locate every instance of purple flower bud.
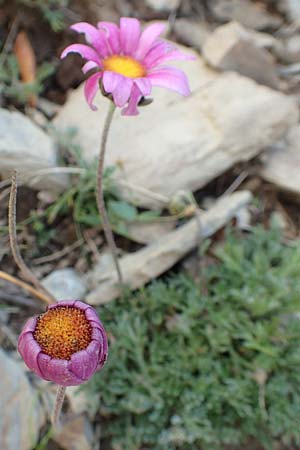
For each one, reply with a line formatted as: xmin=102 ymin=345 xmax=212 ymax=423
xmin=18 ymin=300 xmax=108 ymax=386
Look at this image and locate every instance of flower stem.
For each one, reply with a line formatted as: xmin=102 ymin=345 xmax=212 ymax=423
xmin=96 ymin=103 xmax=123 ymax=284
xmin=52 ymin=385 xmax=66 ymax=429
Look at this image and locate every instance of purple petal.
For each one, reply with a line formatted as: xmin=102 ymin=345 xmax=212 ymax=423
xmin=47 ymin=300 xmax=75 ymax=310
xmin=84 ymin=72 xmax=102 ymax=110
xmin=122 ymin=84 xmax=142 ymax=116
xmin=120 ymin=17 xmax=141 ymax=55
xmin=98 ymin=21 xmax=120 ymax=54
xmin=82 ymin=60 xmax=99 ymax=74
xmin=60 ymin=44 xmax=101 ymax=64
xmin=44 ymin=359 xmax=84 ymax=386
xmin=21 ymin=317 xmax=37 ymax=334
xmin=69 ymin=349 xmax=98 ymax=381
xmin=85 ymin=306 xmax=101 ymax=323
xmin=73 ymin=300 xmax=92 ymax=311
xmin=147 ymin=66 xmax=191 ymax=96
xmin=135 ymin=22 xmax=166 ymax=60
xmin=37 ymin=353 xmax=52 ymax=380
xmin=18 ymin=334 xmax=43 ymax=378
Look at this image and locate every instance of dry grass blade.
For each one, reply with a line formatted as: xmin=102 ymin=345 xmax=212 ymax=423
xmin=8 ymin=171 xmax=55 ymax=304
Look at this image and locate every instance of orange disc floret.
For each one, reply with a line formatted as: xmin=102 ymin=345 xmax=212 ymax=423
xmin=34 ymin=306 xmax=92 ymax=360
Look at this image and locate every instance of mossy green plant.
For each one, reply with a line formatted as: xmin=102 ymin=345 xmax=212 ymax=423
xmin=86 ymin=225 xmax=300 ymax=450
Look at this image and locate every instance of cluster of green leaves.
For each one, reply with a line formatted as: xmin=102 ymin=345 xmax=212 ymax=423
xmin=0 ymin=55 xmax=55 ymax=105
xmin=86 ymin=226 xmax=300 ymax=450
xmin=18 ymin=0 xmax=70 ymax=32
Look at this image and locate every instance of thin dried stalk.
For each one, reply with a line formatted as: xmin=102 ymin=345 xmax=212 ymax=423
xmin=0 ymin=270 xmax=53 ymax=305
xmin=8 ymin=171 xmax=56 ymax=303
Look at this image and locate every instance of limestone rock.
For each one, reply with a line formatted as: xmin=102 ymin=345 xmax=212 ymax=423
xmin=0 ymin=349 xmax=43 ymax=450
xmin=260 ymin=125 xmax=300 ymax=196
xmin=278 ymin=0 xmax=300 ymax=22
xmin=42 ymin=268 xmax=87 ymax=300
xmin=54 ymin=47 xmax=298 ymax=209
xmin=210 ymin=0 xmax=282 ymax=30
xmin=0 ymin=108 xmax=68 ymax=192
xmin=145 ymin=0 xmax=180 ymax=12
xmin=173 ymin=19 xmax=211 ymax=51
xmin=203 ymin=22 xmax=280 ymax=88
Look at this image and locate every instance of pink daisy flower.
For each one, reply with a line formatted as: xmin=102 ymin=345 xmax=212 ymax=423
xmin=61 ymin=17 xmax=193 ymax=115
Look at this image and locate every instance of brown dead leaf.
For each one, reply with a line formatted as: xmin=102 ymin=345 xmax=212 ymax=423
xmin=13 ymin=30 xmax=37 ymax=107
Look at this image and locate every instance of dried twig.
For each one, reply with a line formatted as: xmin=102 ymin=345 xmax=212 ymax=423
xmin=0 ymin=271 xmax=53 ymax=305
xmin=32 ymin=239 xmax=83 ymax=265
xmin=8 ymin=171 xmax=56 ymax=303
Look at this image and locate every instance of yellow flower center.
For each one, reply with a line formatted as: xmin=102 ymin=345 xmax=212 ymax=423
xmin=34 ymin=306 xmax=92 ymax=360
xmin=103 ymin=55 xmax=146 ymax=78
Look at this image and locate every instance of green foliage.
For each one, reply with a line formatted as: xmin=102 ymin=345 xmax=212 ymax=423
xmin=0 ymin=54 xmax=55 ymax=104
xmin=18 ymin=0 xmax=70 ymax=32
xmin=86 ymin=226 xmax=300 ymax=450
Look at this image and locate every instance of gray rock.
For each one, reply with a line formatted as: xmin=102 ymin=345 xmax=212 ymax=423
xmin=42 ymin=268 xmax=87 ymax=300
xmin=278 ymin=0 xmax=300 ymax=22
xmin=211 ymin=0 xmax=282 ymax=30
xmin=203 ymin=21 xmax=280 ymax=89
xmin=145 ymin=0 xmax=180 ymax=12
xmin=0 ymin=349 xmax=43 ymax=450
xmin=53 ymin=415 xmax=94 ymax=450
xmin=173 ymin=19 xmax=211 ymax=51
xmin=54 ymin=47 xmax=298 ymax=209
xmin=0 ymin=108 xmax=68 ymax=192
xmin=260 ymin=125 xmax=300 ymax=196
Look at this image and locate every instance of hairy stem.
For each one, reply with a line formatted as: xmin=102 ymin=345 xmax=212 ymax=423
xmin=96 ymin=103 xmax=123 ymax=284
xmin=8 ymin=171 xmax=56 ymax=303
xmin=52 ymin=385 xmax=66 ymax=429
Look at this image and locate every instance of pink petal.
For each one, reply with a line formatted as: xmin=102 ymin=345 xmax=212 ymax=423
xmin=144 ymin=41 xmax=194 ymax=69
xmin=135 ymin=22 xmax=166 ymax=60
xmin=102 ymin=71 xmax=123 ymax=93
xmin=134 ymin=77 xmax=152 ymax=96
xmin=122 ymin=84 xmax=141 ymax=116
xmin=84 ymin=72 xmax=102 ymax=110
xmin=71 ymin=22 xmax=100 ymax=45
xmin=112 ymin=77 xmax=133 ymax=107
xmin=82 ymin=60 xmax=99 ymax=74
xmin=69 ymin=349 xmax=98 ymax=381
xmin=71 ymin=22 xmax=109 ymax=58
xmin=44 ymin=359 xmax=84 ymax=386
xmin=60 ymin=44 xmax=101 ymax=64
xmin=147 ymin=66 xmax=191 ymax=96
xmin=98 ymin=21 xmax=120 ymax=54
xmin=120 ymin=17 xmax=141 ymax=55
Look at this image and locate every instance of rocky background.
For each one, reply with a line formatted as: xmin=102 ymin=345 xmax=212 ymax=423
xmin=1 ymin=1 xmax=300 ymax=449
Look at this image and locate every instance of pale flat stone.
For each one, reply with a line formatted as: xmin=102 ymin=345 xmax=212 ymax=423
xmin=54 ymin=48 xmax=298 ymax=209
xmin=0 ymin=349 xmax=43 ymax=450
xmin=203 ymin=22 xmax=280 ymax=88
xmin=173 ymin=19 xmax=211 ymax=51
xmin=145 ymin=0 xmax=180 ymax=12
xmin=42 ymin=268 xmax=87 ymax=300
xmin=260 ymin=125 xmax=300 ymax=195
xmin=211 ymin=0 xmax=282 ymax=30
xmin=0 ymin=108 xmax=68 ymax=192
